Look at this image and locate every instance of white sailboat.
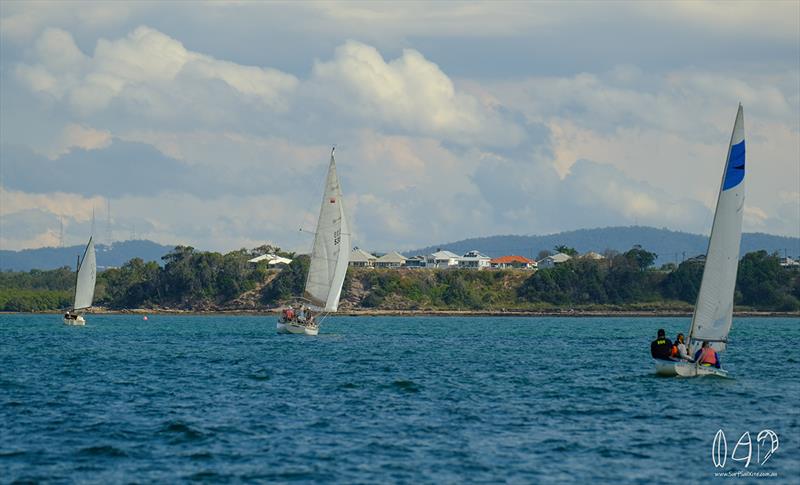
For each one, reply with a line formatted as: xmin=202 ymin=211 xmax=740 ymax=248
xmin=277 ymin=148 xmax=350 ymax=336
xmin=655 ymin=105 xmax=746 ymax=377
xmin=63 ymin=236 xmax=97 ymax=325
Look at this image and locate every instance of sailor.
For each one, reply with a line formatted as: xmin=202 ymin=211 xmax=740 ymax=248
xmin=673 ymin=333 xmax=693 ymax=362
xmin=694 ymin=341 xmax=721 ymax=368
xmin=298 ymin=306 xmax=306 ymax=322
xmin=650 ymin=329 xmax=674 ymax=360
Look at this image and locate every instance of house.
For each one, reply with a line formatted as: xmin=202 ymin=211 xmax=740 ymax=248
xmin=490 ymin=255 xmax=536 ymax=269
xmin=404 ymin=255 xmax=427 ymax=269
xmin=580 ymin=251 xmax=605 ymax=260
xmin=780 ymin=257 xmax=800 ymax=268
xmin=685 ymin=254 xmax=706 ymax=265
xmin=349 ymin=247 xmax=377 ymax=268
xmin=248 ymin=254 xmax=293 ymax=266
xmin=458 ymin=250 xmax=491 ymax=270
xmin=426 ymin=249 xmax=460 ymax=269
xmin=537 ymin=252 xmax=572 ymax=269
xmin=375 ymin=251 xmax=408 ymax=269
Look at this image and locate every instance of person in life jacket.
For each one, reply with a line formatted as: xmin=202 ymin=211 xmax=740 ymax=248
xmin=693 ymin=341 xmax=721 ymax=368
xmin=672 ymin=333 xmax=693 ymax=362
xmin=650 ymin=328 xmax=674 ymax=360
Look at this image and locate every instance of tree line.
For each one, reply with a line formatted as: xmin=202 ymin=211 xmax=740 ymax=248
xmin=0 ymin=245 xmax=797 ymax=312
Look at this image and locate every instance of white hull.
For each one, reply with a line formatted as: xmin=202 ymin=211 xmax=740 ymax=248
xmin=63 ymin=314 xmax=86 ymax=326
xmin=276 ymin=320 xmax=318 ymax=336
xmin=654 ymin=359 xmax=729 ymax=378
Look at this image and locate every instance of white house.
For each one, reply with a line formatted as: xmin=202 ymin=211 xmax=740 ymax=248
xmin=247 ymin=254 xmax=293 ymax=266
xmin=458 ymin=250 xmax=492 ymax=270
xmin=537 ymin=252 xmax=572 ymax=269
xmin=349 ymin=248 xmax=377 ymax=268
xmin=780 ymin=257 xmax=800 ymax=268
xmin=580 ymin=251 xmax=605 ymax=260
xmin=375 ymin=251 xmax=408 ymax=269
xmin=426 ymin=249 xmax=460 ymax=269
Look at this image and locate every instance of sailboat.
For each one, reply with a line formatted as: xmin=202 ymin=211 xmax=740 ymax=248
xmin=277 ymin=148 xmax=350 ymax=336
xmin=654 ymin=104 xmax=746 ymax=377
xmin=63 ymin=236 xmax=97 ymax=325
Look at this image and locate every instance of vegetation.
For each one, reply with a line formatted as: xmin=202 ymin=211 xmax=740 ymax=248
xmin=1 ymin=245 xmax=797 ymax=312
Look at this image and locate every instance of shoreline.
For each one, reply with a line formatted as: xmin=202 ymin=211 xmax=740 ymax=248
xmin=3 ymin=309 xmax=798 ymax=318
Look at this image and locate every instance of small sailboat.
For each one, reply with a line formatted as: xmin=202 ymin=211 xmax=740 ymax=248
xmin=63 ymin=236 xmax=97 ymax=325
xmin=654 ymin=105 xmax=746 ymax=377
xmin=277 ymin=148 xmax=350 ymax=336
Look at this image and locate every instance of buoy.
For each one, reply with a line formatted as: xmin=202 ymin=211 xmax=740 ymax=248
xmin=143 ymin=315 xmax=149 ymax=321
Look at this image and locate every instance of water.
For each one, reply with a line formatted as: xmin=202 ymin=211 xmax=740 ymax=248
xmin=1 ymin=315 xmax=798 ymax=483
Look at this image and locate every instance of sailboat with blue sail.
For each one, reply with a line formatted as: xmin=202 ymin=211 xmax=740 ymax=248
xmin=655 ymin=104 xmax=746 ymax=377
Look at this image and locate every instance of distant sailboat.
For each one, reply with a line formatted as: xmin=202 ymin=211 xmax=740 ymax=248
xmin=655 ymin=104 xmax=746 ymax=377
xmin=63 ymin=236 xmax=97 ymax=325
xmin=277 ymin=148 xmax=350 ymax=336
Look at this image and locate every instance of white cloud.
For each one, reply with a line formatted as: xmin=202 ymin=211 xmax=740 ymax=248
xmin=2 ymin=4 xmax=798 ymax=252
xmin=16 ymin=26 xmax=299 ymax=117
xmin=46 ymin=123 xmax=113 ymax=158
xmin=307 ymin=40 xmax=523 ymax=146
xmin=0 ymin=186 xmax=104 ymax=220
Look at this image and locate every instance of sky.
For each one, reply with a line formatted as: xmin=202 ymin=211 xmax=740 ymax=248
xmin=1 ymin=0 xmax=798 ymax=253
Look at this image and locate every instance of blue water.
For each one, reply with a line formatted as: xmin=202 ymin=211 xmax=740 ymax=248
xmin=1 ymin=315 xmax=798 ymax=483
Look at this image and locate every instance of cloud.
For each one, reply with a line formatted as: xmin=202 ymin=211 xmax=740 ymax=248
xmin=306 ymin=41 xmax=523 ymax=146
xmin=0 ymin=1 xmax=144 ymax=43
xmin=2 ymin=5 xmax=798 ymax=252
xmin=15 ymin=26 xmax=298 ymax=118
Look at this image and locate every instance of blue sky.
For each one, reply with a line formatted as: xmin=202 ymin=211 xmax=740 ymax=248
xmin=1 ymin=1 xmax=798 ymax=252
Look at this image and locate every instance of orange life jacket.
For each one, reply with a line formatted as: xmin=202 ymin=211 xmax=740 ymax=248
xmin=699 ymin=348 xmax=717 ymax=365
xmin=670 ymin=345 xmax=678 ymax=357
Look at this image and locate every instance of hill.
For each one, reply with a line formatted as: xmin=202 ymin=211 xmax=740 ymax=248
xmin=0 ymin=240 xmax=175 ymax=271
xmin=407 ymin=226 xmax=800 ymax=265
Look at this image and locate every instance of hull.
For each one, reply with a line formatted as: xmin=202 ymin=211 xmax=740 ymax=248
xmin=277 ymin=320 xmax=319 ymax=336
xmin=653 ymin=359 xmax=729 ymax=378
xmin=63 ymin=314 xmax=86 ymax=326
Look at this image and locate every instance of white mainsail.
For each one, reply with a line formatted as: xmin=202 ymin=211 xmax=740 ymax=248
xmin=303 ymin=149 xmax=351 ymax=312
xmin=688 ymin=105 xmax=746 ymax=353
xmin=73 ymin=237 xmax=97 ymax=311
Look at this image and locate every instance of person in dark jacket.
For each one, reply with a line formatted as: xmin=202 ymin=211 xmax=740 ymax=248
xmin=650 ymin=328 xmax=674 ymax=360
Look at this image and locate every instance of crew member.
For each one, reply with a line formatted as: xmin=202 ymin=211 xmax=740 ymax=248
xmin=694 ymin=341 xmax=721 ymax=368
xmin=650 ymin=328 xmax=674 ymax=360
xmin=673 ymin=333 xmax=693 ymax=361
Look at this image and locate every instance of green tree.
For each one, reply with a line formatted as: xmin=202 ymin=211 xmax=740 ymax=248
xmin=554 ymin=245 xmax=578 ymax=256
xmin=624 ymin=245 xmax=657 ymax=271
xmin=660 ymin=259 xmax=705 ymax=303
xmin=261 ymin=255 xmax=310 ymax=305
xmin=736 ymin=251 xmax=797 ymax=310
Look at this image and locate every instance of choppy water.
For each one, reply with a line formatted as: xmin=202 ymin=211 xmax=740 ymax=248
xmin=1 ymin=315 xmax=798 ymax=483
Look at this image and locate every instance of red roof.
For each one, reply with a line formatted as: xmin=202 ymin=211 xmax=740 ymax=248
xmin=490 ymin=255 xmax=534 ymax=264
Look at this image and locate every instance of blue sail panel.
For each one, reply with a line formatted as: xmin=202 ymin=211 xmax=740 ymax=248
xmin=722 ymin=140 xmax=745 ymax=191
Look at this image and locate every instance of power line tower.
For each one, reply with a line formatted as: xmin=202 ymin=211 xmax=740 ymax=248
xmin=59 ymin=216 xmax=64 ymax=248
